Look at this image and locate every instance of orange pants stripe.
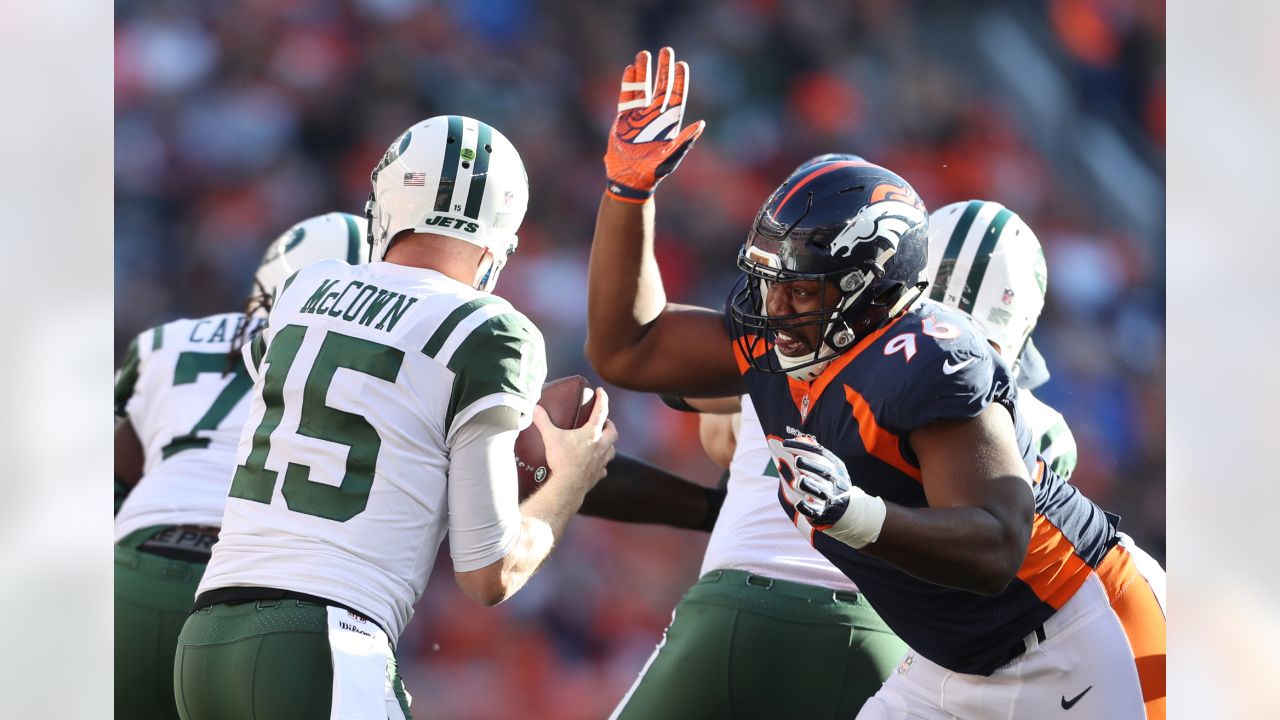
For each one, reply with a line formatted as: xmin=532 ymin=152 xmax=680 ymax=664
xmin=1096 ymin=543 xmax=1166 ymax=720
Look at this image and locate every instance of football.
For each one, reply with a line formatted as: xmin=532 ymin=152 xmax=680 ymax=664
xmin=515 ymin=375 xmax=597 ymax=498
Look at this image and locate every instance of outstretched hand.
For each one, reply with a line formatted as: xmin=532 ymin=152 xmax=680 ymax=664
xmin=604 ymin=47 xmax=706 ymax=203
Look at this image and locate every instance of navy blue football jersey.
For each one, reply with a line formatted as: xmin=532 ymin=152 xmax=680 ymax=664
xmin=728 ymin=296 xmax=1118 ymax=675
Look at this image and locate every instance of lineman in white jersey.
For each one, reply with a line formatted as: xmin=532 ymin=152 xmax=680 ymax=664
xmin=925 ymin=199 xmax=1078 ymax=477
xmin=925 ymin=196 xmax=1164 ymax=604
xmin=176 ymin=116 xmax=617 ymax=720
xmin=114 ymin=211 xmax=372 ymax=720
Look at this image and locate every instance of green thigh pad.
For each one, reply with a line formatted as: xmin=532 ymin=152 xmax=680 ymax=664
xmin=173 ymin=599 xmax=412 ymax=720
xmin=115 ymin=526 xmax=208 ymax=720
xmin=612 ymin=570 xmax=907 ymax=720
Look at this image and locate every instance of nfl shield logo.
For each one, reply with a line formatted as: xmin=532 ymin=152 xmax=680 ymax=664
xmin=800 ymin=395 xmax=810 ymax=422
xmin=1001 ymin=287 xmax=1015 ymax=306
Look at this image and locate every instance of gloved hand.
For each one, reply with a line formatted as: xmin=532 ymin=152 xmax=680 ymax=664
xmin=604 ymin=47 xmax=706 ymax=203
xmin=778 ymin=436 xmax=887 ymax=549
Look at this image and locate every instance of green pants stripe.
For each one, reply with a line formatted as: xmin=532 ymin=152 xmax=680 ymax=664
xmin=115 ymin=525 xmax=208 ymax=720
xmin=610 ymin=569 xmax=907 ymax=720
xmin=174 ymin=598 xmax=412 ymax=720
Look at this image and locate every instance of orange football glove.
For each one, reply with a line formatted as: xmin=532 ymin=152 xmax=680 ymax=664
xmin=604 ymin=47 xmax=706 ymax=203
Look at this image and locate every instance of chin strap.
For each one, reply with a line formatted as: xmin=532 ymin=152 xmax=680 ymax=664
xmin=473 ymin=251 xmax=496 ymax=292
xmin=888 ymin=284 xmax=926 ymax=318
xmin=473 ymin=248 xmax=512 ymax=293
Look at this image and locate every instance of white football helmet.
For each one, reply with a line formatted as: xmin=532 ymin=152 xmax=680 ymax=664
xmin=364 ymin=115 xmax=529 ymax=292
xmin=252 ymin=211 xmax=371 ymax=316
xmin=925 ymin=200 xmax=1047 ymax=368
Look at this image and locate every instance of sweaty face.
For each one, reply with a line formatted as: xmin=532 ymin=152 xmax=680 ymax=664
xmin=763 ymin=279 xmax=841 ymax=357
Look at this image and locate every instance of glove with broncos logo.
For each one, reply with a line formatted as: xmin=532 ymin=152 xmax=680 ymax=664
xmin=604 ymin=47 xmax=706 ymax=203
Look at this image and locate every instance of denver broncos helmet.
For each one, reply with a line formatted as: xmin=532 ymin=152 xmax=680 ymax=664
xmin=729 ymin=159 xmax=929 ymax=380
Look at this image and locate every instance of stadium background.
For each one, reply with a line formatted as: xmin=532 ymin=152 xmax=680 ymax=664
xmin=114 ymin=1 xmax=1164 ymax=718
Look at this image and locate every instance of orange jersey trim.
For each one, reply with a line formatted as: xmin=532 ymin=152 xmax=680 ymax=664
xmin=733 ymin=334 xmax=770 ymax=375
xmin=784 ymin=311 xmax=911 ymax=416
xmin=1017 ymin=519 xmax=1166 ymax=720
xmin=843 ymin=385 xmax=922 ymax=482
xmin=1096 ymin=544 xmax=1167 ymax=719
xmin=1016 ymin=513 xmax=1093 ymax=610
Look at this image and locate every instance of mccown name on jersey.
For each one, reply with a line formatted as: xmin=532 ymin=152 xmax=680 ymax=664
xmin=294 ymin=276 xmax=419 ymax=332
xmin=201 ymin=256 xmax=546 ymax=640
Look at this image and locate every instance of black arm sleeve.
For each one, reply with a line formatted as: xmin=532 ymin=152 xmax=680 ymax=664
xmin=578 ymin=453 xmax=726 ymax=532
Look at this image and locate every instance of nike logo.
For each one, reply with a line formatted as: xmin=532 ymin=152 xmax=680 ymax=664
xmin=1060 ymin=686 xmax=1092 ymax=709
xmin=942 ymin=357 xmax=977 ymax=375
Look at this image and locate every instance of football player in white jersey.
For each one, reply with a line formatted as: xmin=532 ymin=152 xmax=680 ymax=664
xmin=925 ymin=199 xmax=1078 ymax=478
xmin=174 ymin=116 xmax=617 ymax=720
xmin=114 ymin=211 xmax=372 ymax=720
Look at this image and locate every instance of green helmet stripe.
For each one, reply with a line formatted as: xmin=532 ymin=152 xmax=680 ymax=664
xmin=463 ymin=122 xmax=493 ymax=220
xmin=433 ymin=115 xmax=465 ymax=213
xmin=342 ymin=213 xmax=362 ymax=264
xmin=929 ymin=200 xmax=983 ymax=302
xmin=958 ymin=208 xmax=1014 ymax=314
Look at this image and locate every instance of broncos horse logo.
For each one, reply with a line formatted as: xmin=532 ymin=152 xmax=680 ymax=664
xmin=828 ymin=198 xmax=927 ymax=260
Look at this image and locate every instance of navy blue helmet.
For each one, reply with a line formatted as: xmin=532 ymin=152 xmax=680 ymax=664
xmin=729 ymin=159 xmax=930 ymax=379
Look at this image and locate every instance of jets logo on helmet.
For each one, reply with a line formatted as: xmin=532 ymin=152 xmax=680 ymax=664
xmin=925 ymin=199 xmax=1046 ymax=369
xmin=364 ymin=115 xmax=529 ymax=293
xmin=253 ymin=212 xmax=370 ymax=317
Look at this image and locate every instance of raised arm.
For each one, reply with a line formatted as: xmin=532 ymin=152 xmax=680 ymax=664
xmin=585 ymin=47 xmax=743 ymax=397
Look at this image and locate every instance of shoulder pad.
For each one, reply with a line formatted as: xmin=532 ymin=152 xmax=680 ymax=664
xmin=865 ymin=303 xmax=1013 ymax=432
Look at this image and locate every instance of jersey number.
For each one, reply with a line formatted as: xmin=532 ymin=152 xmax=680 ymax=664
xmin=883 ymin=317 xmax=961 ymax=362
xmin=229 ymin=325 xmax=405 ymax=521
xmin=161 ymin=353 xmax=253 ymax=459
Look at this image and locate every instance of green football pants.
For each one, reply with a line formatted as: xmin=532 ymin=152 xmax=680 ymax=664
xmin=173 ymin=598 xmax=412 ymax=720
xmin=115 ymin=525 xmax=207 ymax=720
xmin=610 ymin=569 xmax=908 ymax=720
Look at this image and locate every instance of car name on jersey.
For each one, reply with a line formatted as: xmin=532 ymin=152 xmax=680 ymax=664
xmin=298 ymin=277 xmax=419 ymax=332
xmin=186 ymin=315 xmax=260 ymax=344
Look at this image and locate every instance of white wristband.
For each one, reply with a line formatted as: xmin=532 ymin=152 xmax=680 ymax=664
xmin=824 ymin=493 xmax=887 ymax=549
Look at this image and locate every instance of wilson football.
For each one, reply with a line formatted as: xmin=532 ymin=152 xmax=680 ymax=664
xmin=514 ymin=375 xmax=597 ymax=499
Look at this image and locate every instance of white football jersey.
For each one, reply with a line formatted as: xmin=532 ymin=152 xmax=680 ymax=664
xmin=700 ymin=395 xmax=859 ymax=592
xmin=198 ymin=260 xmax=547 ymax=640
xmin=115 ymin=312 xmax=262 ymax=541
xmin=1020 ymin=388 xmax=1078 ymax=480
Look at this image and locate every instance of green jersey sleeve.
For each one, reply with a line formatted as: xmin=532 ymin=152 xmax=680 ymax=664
xmin=114 ymin=335 xmax=143 ymax=418
xmin=1037 ymin=417 xmax=1078 ymax=480
xmin=444 ymin=311 xmax=547 ymax=438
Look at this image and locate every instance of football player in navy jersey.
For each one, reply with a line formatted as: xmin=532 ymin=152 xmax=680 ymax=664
xmin=587 ymin=47 xmax=1165 ymax=719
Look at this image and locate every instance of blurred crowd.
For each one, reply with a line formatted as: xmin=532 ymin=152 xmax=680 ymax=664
xmin=114 ymin=0 xmax=1164 ymax=717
